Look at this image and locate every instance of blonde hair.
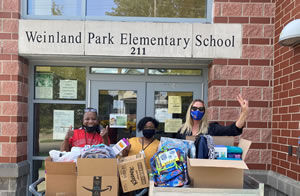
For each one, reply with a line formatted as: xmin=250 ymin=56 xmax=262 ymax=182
xmin=180 ymin=99 xmax=209 ymax=135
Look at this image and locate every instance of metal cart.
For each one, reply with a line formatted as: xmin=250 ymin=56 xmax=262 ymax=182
xmin=29 ymin=177 xmax=45 ymax=196
xmin=149 ymin=174 xmax=264 ymax=196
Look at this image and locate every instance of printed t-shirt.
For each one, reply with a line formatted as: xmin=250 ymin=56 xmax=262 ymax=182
xmin=68 ymin=128 xmax=109 ymax=147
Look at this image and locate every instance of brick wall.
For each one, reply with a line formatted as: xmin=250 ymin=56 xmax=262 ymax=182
xmin=209 ymin=0 xmax=275 ymax=170
xmin=0 ymin=0 xmax=28 ymax=164
xmin=272 ymin=0 xmax=300 ymax=181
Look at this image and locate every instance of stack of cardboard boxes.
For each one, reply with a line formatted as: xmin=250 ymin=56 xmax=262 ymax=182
xmin=45 ymin=137 xmax=251 ymax=195
xmin=45 ymin=154 xmax=148 ymax=196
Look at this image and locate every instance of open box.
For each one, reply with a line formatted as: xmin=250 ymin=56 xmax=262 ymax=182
xmin=44 ymin=157 xmax=119 ymax=196
xmin=186 ymin=136 xmax=252 ymax=189
xmin=118 ymin=153 xmax=149 ymax=193
xmin=45 ymin=158 xmax=77 ymax=196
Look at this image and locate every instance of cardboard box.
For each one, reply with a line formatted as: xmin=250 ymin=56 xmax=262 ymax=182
xmin=45 ymin=158 xmax=77 ymax=196
xmin=118 ymin=153 xmax=149 ymax=193
xmin=187 ymin=137 xmax=252 ymax=189
xmin=77 ymin=158 xmax=119 ymax=196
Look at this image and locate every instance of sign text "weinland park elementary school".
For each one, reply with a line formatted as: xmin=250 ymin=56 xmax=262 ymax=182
xmin=19 ymin=20 xmax=242 ymax=59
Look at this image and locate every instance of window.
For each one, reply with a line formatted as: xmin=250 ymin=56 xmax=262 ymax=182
xmin=27 ymin=0 xmax=82 ymax=16
xmin=148 ymin=68 xmax=202 ymax=76
xmin=33 ymin=103 xmax=86 ymax=156
xmin=33 ymin=66 xmax=86 ymax=156
xmin=35 ymin=66 xmax=86 ymax=100
xmin=24 ymin=0 xmax=211 ymax=22
xmin=87 ymin=0 xmax=206 ymax=18
xmin=91 ymin=67 xmax=145 ymax=75
xmin=31 ymin=65 xmax=86 ymax=185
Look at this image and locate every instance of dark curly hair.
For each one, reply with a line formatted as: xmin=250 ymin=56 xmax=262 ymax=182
xmin=137 ymin=117 xmax=159 ymax=131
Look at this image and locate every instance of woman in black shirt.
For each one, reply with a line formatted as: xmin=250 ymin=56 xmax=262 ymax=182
xmin=177 ymin=94 xmax=248 ymax=139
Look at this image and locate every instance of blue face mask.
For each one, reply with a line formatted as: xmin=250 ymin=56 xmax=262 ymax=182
xmin=190 ymin=110 xmax=204 ymax=120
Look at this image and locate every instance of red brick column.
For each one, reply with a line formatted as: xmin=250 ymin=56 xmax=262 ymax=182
xmin=272 ymin=0 xmax=300 ymax=181
xmin=209 ymin=0 xmax=274 ymax=170
xmin=0 ymin=1 xmax=28 ymax=164
xmin=0 ymin=0 xmax=29 ymax=194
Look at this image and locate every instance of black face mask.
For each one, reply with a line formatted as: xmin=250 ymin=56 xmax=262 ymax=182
xmin=143 ymin=129 xmax=155 ymax=139
xmin=83 ymin=125 xmax=100 ymax=133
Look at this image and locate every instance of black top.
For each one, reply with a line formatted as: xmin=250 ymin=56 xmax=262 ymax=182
xmin=176 ymin=122 xmax=243 ymax=139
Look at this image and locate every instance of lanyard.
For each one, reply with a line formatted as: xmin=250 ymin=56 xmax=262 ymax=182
xmin=142 ymin=137 xmax=154 ymax=151
xmin=84 ymin=130 xmax=96 ymax=145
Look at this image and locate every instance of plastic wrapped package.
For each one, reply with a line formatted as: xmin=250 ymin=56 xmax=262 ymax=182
xmin=158 ymin=137 xmax=196 ymax=159
xmin=49 ymin=147 xmax=81 ymax=162
xmin=80 ymin=144 xmax=116 ymax=158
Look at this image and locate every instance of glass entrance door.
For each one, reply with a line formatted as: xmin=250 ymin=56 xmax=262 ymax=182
xmin=90 ymin=81 xmax=145 ymax=144
xmin=146 ymin=82 xmax=203 ymax=138
xmin=91 ymin=81 xmax=203 ymax=142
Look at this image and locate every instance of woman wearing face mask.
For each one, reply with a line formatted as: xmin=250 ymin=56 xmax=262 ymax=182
xmin=177 ymin=94 xmax=248 ymax=139
xmin=60 ymin=108 xmax=110 ymax=152
xmin=122 ymin=116 xmax=160 ymax=170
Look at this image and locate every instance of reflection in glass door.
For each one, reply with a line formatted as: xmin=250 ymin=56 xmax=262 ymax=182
xmin=90 ymin=81 xmax=145 ymax=144
xmin=98 ymin=90 xmax=137 ymax=144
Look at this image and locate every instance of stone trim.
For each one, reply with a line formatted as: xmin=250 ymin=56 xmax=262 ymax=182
xmin=0 ymin=161 xmax=30 ymax=178
xmin=245 ymin=170 xmax=300 ymax=196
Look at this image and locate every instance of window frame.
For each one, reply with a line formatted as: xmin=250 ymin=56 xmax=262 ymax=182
xmin=21 ymin=0 xmax=213 ymax=23
xmin=28 ymin=64 xmax=88 ymax=159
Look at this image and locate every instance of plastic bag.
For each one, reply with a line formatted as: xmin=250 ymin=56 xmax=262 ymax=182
xmin=158 ymin=137 xmax=196 ymax=159
xmin=49 ymin=147 xmax=81 ymax=162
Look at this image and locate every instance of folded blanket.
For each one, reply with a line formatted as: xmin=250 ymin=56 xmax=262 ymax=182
xmin=227 ymin=146 xmax=243 ymax=154
xmin=227 ymin=153 xmax=241 ymax=159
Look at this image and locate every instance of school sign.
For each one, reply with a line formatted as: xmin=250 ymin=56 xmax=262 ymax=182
xmin=19 ymin=20 xmax=242 ymax=58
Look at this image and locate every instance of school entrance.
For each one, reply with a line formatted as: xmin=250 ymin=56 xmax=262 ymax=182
xmin=89 ymin=66 xmax=207 ymax=142
xmin=29 ymin=62 xmax=208 ymax=191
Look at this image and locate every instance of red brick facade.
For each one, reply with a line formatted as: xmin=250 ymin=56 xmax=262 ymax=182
xmin=210 ymin=0 xmax=275 ymax=171
xmin=272 ymin=0 xmax=300 ymax=181
xmin=0 ymin=0 xmax=28 ymax=163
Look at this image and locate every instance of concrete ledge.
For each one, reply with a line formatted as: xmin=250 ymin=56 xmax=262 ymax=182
xmin=0 ymin=161 xmax=30 ymax=178
xmin=245 ymin=170 xmax=300 ymax=196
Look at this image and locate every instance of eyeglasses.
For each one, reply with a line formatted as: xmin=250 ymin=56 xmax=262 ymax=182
xmin=191 ymin=106 xmax=205 ymax=112
xmin=84 ymin=108 xmax=97 ymax=113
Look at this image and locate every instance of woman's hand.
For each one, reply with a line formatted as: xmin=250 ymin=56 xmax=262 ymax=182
xmin=64 ymin=125 xmax=74 ymax=140
xmin=61 ymin=125 xmax=73 ymax=151
xmin=100 ymin=125 xmax=109 ymax=138
xmin=237 ymin=94 xmax=249 ymax=114
xmin=101 ymin=125 xmax=110 ymax=146
xmin=235 ymin=94 xmax=248 ymax=129
xmin=122 ymin=142 xmax=131 ymax=157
